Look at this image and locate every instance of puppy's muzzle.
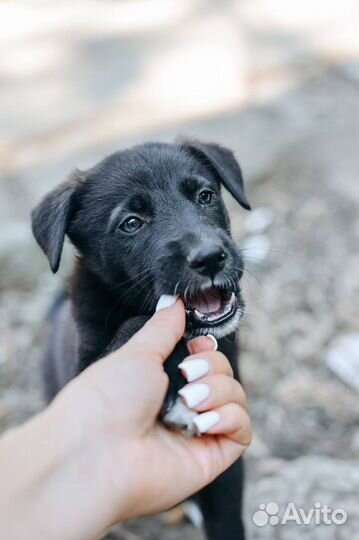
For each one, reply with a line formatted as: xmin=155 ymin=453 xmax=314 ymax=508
xmin=180 ymin=241 xmax=244 ymax=339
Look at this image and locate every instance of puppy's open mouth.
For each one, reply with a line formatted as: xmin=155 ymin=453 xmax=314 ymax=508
xmin=183 ymin=285 xmax=243 ymax=338
xmin=185 ymin=287 xmax=235 ymax=326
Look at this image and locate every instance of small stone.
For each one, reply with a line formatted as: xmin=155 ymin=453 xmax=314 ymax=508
xmin=326 ymin=334 xmax=359 ymax=391
xmin=246 ymin=432 xmax=270 ymax=458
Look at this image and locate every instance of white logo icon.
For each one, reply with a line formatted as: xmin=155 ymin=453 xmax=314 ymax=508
xmin=252 ymin=502 xmax=347 ymax=527
xmin=253 ymin=502 xmax=279 ymax=527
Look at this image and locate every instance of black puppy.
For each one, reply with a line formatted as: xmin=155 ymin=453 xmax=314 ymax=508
xmin=32 ymin=139 xmax=251 ymax=540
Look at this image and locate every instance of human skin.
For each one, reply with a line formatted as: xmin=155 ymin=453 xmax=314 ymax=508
xmin=0 ymin=298 xmax=251 ymax=540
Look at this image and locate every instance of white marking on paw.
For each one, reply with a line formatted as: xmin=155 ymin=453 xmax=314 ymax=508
xmin=163 ymin=397 xmax=199 ymax=437
xmin=183 ymin=501 xmax=204 ymax=528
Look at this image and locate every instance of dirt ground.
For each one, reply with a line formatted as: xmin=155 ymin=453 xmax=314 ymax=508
xmin=0 ymin=2 xmax=358 ymax=539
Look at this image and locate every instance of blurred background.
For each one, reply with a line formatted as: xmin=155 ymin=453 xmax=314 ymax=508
xmin=0 ymin=1 xmax=357 ymax=538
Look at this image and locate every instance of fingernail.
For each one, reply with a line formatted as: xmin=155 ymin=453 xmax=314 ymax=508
xmin=187 ymin=334 xmax=218 ymax=354
xmin=206 ymin=334 xmax=218 ymax=350
xmin=178 ymin=359 xmax=209 ymax=382
xmin=155 ymin=294 xmax=178 ymax=312
xmin=178 ymin=384 xmax=210 ymax=408
xmin=193 ymin=411 xmax=220 ymax=433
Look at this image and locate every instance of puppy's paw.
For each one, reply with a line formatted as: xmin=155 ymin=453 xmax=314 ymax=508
xmin=162 ymin=397 xmax=199 ymax=437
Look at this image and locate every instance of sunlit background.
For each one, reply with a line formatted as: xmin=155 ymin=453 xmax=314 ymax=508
xmin=0 ymin=1 xmax=357 ymax=539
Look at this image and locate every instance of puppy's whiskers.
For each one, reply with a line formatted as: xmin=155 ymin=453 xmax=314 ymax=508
xmin=110 ymin=268 xmax=153 ymax=291
xmin=141 ymin=287 xmax=156 ymax=313
xmin=174 ymin=280 xmax=181 ymax=296
xmin=105 ymin=271 xmax=153 ymax=326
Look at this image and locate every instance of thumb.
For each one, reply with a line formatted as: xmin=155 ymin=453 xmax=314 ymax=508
xmin=121 ymin=296 xmax=186 ymax=363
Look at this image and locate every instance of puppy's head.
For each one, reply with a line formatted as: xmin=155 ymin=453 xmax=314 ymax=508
xmin=32 ymin=140 xmax=251 ymax=338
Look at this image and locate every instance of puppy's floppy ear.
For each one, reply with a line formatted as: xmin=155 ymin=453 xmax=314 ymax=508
xmin=182 ymin=139 xmax=251 ymax=210
xmin=31 ymin=169 xmax=84 ymax=273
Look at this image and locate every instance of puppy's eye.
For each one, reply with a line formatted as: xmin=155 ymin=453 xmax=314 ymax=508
xmin=198 ymin=189 xmax=214 ymax=205
xmin=119 ymin=216 xmax=144 ymax=233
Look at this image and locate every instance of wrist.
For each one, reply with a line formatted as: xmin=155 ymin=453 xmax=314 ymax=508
xmin=0 ymin=380 xmax=130 ymax=540
xmin=0 ymin=406 xmax=76 ymax=539
xmin=43 ymin=379 xmax=133 ymax=536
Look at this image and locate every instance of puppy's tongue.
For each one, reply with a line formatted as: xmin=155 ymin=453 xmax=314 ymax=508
xmin=188 ymin=288 xmax=222 ymax=314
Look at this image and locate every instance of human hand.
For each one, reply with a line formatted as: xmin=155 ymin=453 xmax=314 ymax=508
xmin=0 ymin=298 xmax=251 ymax=540
xmin=61 ymin=297 xmax=251 ymax=534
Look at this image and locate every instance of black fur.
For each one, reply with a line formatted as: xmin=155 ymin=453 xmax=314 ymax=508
xmin=32 ymin=140 xmax=250 ymax=540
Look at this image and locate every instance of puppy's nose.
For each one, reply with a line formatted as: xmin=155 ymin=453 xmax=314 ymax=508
xmin=188 ymin=244 xmax=227 ymax=277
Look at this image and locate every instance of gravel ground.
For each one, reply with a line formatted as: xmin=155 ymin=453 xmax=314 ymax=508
xmin=0 ymin=2 xmax=358 ymax=539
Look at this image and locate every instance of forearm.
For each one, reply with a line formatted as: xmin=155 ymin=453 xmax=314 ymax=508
xmin=0 ymin=381 xmax=126 ymax=540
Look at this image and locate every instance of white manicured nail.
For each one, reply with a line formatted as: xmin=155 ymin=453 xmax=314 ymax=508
xmin=193 ymin=411 xmax=220 ymax=433
xmin=178 ymin=359 xmax=209 ymax=382
xmin=206 ymin=334 xmax=218 ymax=350
xmin=178 ymin=384 xmax=210 ymax=408
xmin=155 ymin=294 xmax=178 ymax=312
